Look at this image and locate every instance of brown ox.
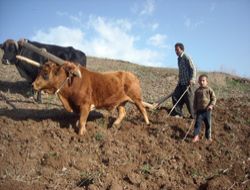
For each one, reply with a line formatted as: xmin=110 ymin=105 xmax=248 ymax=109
xmin=32 ymin=61 xmax=150 ymax=135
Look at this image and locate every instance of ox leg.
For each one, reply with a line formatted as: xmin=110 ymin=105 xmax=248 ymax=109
xmin=58 ymin=94 xmax=73 ymax=112
xmin=36 ymin=91 xmax=42 ymax=103
xmin=113 ymin=104 xmax=126 ymax=128
xmin=134 ymin=100 xmax=150 ymax=125
xmin=78 ymin=105 xmax=90 ymax=135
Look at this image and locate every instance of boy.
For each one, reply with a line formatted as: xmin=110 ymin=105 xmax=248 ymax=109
xmin=192 ymin=74 xmax=216 ymax=142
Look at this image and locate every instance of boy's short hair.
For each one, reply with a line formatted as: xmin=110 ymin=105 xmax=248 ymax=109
xmin=175 ymin=43 xmax=184 ymax=51
xmin=199 ymin=74 xmax=208 ymax=80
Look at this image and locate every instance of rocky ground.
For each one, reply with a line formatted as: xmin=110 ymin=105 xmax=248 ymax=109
xmin=0 ymin=53 xmax=249 ymax=190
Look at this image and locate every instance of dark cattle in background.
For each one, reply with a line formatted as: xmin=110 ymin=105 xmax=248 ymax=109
xmin=0 ymin=39 xmax=86 ymax=101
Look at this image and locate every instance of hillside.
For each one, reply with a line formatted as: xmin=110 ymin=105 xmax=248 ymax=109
xmin=0 ymin=51 xmax=249 ymax=190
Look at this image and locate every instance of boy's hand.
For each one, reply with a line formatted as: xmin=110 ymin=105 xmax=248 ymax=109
xmin=207 ymin=105 xmax=213 ymax=110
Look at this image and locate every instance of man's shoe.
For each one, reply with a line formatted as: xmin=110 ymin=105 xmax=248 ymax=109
xmin=174 ymin=115 xmax=182 ymax=118
xmin=205 ymin=138 xmax=213 ymax=144
xmin=189 ymin=115 xmax=195 ymax=119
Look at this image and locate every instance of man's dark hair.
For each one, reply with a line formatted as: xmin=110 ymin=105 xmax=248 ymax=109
xmin=175 ymin=43 xmax=184 ymax=51
xmin=199 ymin=74 xmax=208 ymax=80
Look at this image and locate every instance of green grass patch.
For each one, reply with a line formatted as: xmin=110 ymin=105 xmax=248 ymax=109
xmin=140 ymin=163 xmax=151 ymax=175
xmin=226 ymin=77 xmax=250 ymax=91
xmin=246 ymin=119 xmax=250 ymax=125
xmin=94 ymin=132 xmax=104 ymax=141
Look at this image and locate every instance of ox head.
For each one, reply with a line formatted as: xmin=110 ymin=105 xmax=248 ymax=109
xmin=1 ymin=39 xmax=19 ymax=65
xmin=32 ymin=61 xmax=81 ymax=94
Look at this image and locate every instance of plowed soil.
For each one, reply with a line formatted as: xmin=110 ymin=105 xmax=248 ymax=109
xmin=0 ymin=54 xmax=249 ymax=190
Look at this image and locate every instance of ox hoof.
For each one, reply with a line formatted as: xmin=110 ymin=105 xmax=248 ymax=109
xmin=78 ymin=131 xmax=86 ymax=136
xmin=78 ymin=128 xmax=87 ymax=136
xmin=112 ymin=122 xmax=121 ymax=129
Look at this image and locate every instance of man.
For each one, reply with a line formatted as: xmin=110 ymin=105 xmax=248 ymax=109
xmin=171 ymin=42 xmax=196 ymax=118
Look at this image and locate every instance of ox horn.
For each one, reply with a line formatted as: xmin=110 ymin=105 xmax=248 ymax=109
xmin=14 ymin=40 xmax=19 ymax=51
xmin=73 ymin=67 xmax=82 ymax=78
xmin=66 ymin=63 xmax=82 ymax=78
xmin=19 ymin=39 xmax=65 ymax=65
xmin=16 ymin=55 xmax=41 ymax=67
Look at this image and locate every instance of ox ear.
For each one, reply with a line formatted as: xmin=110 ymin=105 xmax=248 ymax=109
xmin=63 ymin=62 xmax=82 ymax=78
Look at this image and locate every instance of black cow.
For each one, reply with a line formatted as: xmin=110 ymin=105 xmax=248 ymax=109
xmin=0 ymin=39 xmax=86 ymax=102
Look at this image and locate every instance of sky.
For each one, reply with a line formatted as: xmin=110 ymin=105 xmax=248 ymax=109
xmin=0 ymin=0 xmax=250 ymax=78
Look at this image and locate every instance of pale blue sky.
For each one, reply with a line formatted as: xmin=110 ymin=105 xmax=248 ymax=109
xmin=1 ymin=0 xmax=249 ymax=78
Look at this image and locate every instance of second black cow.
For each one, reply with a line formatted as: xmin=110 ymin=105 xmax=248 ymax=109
xmin=0 ymin=39 xmax=86 ymax=102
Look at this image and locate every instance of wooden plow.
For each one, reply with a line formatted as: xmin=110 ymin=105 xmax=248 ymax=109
xmin=142 ymin=92 xmax=173 ymax=110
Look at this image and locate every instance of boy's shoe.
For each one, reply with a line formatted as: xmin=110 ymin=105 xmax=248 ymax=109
xmin=192 ymin=135 xmax=199 ymax=142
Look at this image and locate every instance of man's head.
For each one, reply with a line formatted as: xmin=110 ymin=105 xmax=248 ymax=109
xmin=175 ymin=42 xmax=184 ymax=56
xmin=198 ymin=74 xmax=208 ymax=88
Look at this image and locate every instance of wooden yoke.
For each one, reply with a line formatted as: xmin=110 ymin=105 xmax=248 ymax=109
xmin=19 ymin=39 xmax=65 ymax=65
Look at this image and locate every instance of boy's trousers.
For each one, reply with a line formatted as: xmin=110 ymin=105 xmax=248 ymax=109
xmin=194 ymin=110 xmax=212 ymax=139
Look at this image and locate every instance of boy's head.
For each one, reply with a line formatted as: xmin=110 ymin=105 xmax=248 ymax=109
xmin=198 ymin=74 xmax=208 ymax=87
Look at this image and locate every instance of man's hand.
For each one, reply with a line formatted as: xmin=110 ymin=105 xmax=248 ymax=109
xmin=189 ymin=80 xmax=195 ymax=85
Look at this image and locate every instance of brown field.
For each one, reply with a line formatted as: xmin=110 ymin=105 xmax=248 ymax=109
xmin=0 ymin=51 xmax=250 ymax=190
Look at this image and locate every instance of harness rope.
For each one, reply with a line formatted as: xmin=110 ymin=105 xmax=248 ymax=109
xmin=55 ymin=74 xmax=72 ymax=95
